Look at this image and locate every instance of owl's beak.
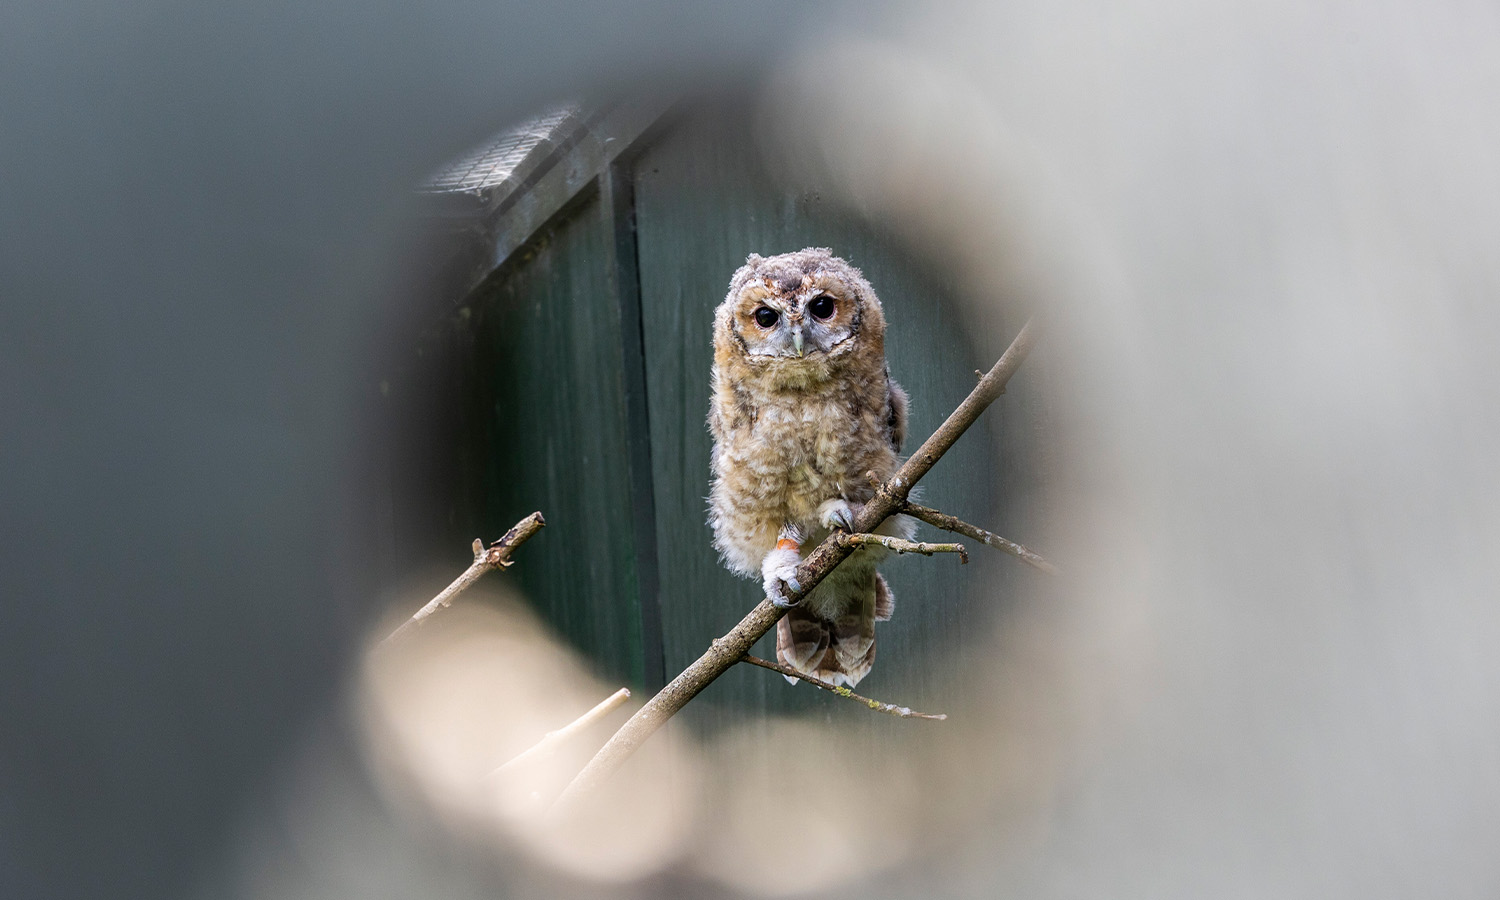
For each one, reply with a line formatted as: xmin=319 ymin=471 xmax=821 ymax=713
xmin=792 ymin=328 xmax=805 ymax=357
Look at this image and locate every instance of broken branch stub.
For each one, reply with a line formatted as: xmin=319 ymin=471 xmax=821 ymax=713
xmin=381 ymin=511 xmax=546 ymax=645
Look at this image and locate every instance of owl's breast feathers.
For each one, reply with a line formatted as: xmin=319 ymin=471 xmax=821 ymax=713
xmin=708 ymin=362 xmax=903 ymax=577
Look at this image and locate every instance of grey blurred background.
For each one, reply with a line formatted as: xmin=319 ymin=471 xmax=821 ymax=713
xmin=3 ymin=0 xmax=1499 ymax=898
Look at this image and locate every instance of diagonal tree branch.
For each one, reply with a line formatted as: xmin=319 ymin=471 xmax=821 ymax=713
xmin=382 ymin=511 xmax=546 ymax=645
xmin=484 ymin=687 xmax=632 ymax=780
xmin=555 ymin=319 xmax=1039 ymax=806
xmin=739 ymin=655 xmax=947 ymax=720
xmin=901 ymin=502 xmax=1059 ymax=575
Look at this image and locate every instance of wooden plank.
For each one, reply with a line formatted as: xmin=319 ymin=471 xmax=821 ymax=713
xmin=459 ymin=191 xmax=647 ymax=688
xmin=602 ymin=163 xmax=666 ymax=692
xmin=628 ymin=106 xmax=1042 ymax=733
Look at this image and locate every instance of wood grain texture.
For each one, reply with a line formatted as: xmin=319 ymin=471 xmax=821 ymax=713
xmin=464 ymin=193 xmax=648 ymax=689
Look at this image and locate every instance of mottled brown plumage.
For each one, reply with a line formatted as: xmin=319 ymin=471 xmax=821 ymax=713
xmin=708 ymin=248 xmax=913 ymax=687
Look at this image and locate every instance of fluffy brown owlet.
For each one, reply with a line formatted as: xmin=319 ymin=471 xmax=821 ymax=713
xmin=708 ymin=247 xmax=914 ymax=688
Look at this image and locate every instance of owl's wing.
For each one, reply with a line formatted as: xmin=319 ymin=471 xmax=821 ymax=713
xmin=886 ymin=378 xmax=910 ymax=454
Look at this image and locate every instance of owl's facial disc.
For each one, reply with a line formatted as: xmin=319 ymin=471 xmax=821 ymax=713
xmin=734 ymin=280 xmax=859 ymax=364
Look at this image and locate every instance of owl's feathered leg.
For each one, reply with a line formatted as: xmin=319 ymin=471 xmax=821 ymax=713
xmin=761 ymin=524 xmax=804 ymax=608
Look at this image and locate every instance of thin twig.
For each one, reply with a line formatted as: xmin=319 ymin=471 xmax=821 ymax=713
xmin=902 ymin=502 xmax=1059 ymax=575
xmin=554 ymin=319 xmax=1038 ymax=808
xmin=382 ymin=511 xmax=546 ymax=645
xmin=739 ymin=655 xmax=947 ymax=720
xmin=838 ymin=532 xmax=968 ymax=564
xmin=485 ymin=687 xmax=632 ymax=780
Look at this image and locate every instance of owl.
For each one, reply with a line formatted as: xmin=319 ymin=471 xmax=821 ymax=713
xmin=708 ymin=247 xmax=915 ymax=688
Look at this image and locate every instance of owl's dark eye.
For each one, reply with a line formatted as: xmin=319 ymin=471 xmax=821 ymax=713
xmin=808 ymin=294 xmax=836 ymax=320
xmin=753 ymin=306 xmax=779 ymax=328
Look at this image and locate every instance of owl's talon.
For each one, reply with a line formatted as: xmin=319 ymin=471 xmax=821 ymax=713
xmin=767 ymin=583 xmax=799 ymax=608
xmin=762 ymin=543 xmax=803 ymax=607
xmin=764 ymin=568 xmax=803 ymax=606
xmin=818 ymin=498 xmax=860 ymax=532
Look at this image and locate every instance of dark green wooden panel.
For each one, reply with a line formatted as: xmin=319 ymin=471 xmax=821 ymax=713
xmin=629 ymin=108 xmax=1040 ymax=733
xmin=461 ymin=193 xmax=647 ymax=688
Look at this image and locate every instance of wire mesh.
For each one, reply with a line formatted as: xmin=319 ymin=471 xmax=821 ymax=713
xmin=422 ymin=104 xmax=582 ymax=194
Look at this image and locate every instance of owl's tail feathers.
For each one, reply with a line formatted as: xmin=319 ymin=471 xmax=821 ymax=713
xmin=830 ymin=602 xmax=877 ymax=687
xmin=874 ymin=573 xmax=895 ymax=622
xmin=777 ymin=609 xmax=830 ymax=685
xmin=833 ymin=640 xmax=877 ymax=688
xmin=776 ymin=603 xmax=880 ymax=688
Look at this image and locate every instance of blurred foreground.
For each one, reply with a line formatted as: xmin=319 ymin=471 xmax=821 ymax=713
xmin=4 ymin=1 xmax=1500 ymax=898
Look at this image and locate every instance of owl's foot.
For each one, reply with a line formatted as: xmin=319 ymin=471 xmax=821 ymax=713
xmin=818 ymin=498 xmax=861 ymax=532
xmin=762 ymin=529 xmax=804 ymax=608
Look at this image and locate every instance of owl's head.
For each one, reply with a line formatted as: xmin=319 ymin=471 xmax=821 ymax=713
xmin=715 ymin=248 xmax=887 ymax=378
